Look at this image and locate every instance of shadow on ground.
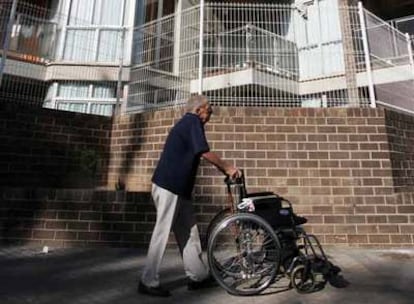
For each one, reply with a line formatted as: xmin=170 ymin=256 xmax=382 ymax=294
xmin=0 ymin=246 xmax=413 ymax=304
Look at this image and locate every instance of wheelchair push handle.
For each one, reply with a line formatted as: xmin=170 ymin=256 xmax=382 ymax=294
xmin=224 ymin=169 xmax=244 ymax=185
xmin=224 ymin=169 xmax=247 ymax=204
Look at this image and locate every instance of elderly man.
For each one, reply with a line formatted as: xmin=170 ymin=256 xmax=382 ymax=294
xmin=139 ymin=95 xmax=240 ymax=297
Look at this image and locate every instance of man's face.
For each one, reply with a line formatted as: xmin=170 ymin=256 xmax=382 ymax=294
xmin=198 ymin=102 xmax=213 ymax=124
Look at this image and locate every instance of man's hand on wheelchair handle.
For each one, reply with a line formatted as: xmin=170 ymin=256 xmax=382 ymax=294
xmin=225 ymin=167 xmax=242 ymax=182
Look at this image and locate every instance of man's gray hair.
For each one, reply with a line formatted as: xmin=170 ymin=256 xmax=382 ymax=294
xmin=185 ymin=94 xmax=208 ymax=113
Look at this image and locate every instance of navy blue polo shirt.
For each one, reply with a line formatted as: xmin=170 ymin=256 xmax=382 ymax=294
xmin=152 ymin=113 xmax=210 ymax=198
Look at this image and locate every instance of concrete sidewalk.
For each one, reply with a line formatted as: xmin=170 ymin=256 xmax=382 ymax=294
xmin=0 ymin=246 xmax=413 ymax=304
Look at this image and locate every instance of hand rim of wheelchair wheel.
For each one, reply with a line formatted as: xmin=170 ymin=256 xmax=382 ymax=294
xmin=290 ymin=264 xmax=316 ymax=294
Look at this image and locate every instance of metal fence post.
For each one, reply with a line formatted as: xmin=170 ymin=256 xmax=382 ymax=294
xmin=0 ymin=0 xmax=18 ymax=87
xmin=198 ymin=0 xmax=204 ymax=94
xmin=358 ymin=1 xmax=376 ymax=108
xmin=406 ymin=33 xmax=414 ymax=77
xmin=115 ymin=27 xmax=126 ymax=116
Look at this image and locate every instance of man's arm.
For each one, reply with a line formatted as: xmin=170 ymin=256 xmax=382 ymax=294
xmin=201 ymin=151 xmax=240 ymax=178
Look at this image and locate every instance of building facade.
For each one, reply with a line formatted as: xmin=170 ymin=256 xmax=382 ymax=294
xmin=0 ymin=0 xmax=136 ymax=115
xmin=0 ymin=0 xmax=413 ymax=115
xmin=128 ymin=0 xmax=414 ymax=113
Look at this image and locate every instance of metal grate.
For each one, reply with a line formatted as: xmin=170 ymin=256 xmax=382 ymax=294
xmin=0 ymin=1 xmax=413 ymax=115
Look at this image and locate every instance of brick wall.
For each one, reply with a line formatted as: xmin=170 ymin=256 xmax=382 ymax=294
xmin=0 ymin=188 xmax=152 ymax=247
xmin=1 ymin=103 xmax=414 ymax=248
xmin=385 ymin=110 xmax=414 ymax=191
xmin=108 ymin=107 xmax=414 ymax=248
xmin=0 ymin=102 xmax=112 ymax=188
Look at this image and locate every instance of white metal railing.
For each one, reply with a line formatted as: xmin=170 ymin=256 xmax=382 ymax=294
xmin=363 ymin=9 xmax=414 ymax=113
xmin=1 ymin=1 xmax=413 ymax=115
xmin=127 ymin=1 xmax=414 ymax=113
xmin=389 ymin=15 xmax=414 ymax=40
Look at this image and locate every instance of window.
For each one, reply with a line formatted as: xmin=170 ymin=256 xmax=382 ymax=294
xmin=295 ymin=0 xmax=344 ymax=79
xmin=63 ymin=29 xmax=95 ymax=61
xmin=45 ymin=81 xmax=117 ymax=116
xmin=69 ymin=0 xmax=124 ymax=26
xmin=61 ymin=0 xmax=130 ymax=62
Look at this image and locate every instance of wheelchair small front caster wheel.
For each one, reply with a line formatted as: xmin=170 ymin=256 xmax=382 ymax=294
xmin=290 ymin=264 xmax=315 ymax=294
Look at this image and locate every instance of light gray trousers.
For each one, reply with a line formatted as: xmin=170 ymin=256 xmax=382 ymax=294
xmin=140 ymin=184 xmax=209 ymax=287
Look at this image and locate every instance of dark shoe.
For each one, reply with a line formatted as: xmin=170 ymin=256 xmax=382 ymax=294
xmin=187 ymin=275 xmax=217 ymax=291
xmin=138 ymin=281 xmax=171 ymax=297
xmin=328 ymin=275 xmax=350 ymax=288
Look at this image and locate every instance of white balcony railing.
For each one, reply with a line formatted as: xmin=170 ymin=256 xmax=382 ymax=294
xmin=128 ymin=1 xmax=414 ymax=113
xmin=0 ymin=1 xmax=413 ymax=115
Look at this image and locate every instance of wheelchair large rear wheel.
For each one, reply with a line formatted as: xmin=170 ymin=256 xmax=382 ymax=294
xmin=207 ymin=213 xmax=281 ymax=296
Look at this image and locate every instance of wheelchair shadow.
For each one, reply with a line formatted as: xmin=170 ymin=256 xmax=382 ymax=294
xmin=257 ymin=285 xmax=291 ymax=296
xmin=160 ymin=276 xmax=342 ymax=297
xmin=255 ymin=278 xmax=330 ymax=297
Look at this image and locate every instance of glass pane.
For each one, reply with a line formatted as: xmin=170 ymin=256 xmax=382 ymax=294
xmin=57 ymin=102 xmax=88 ymax=113
xmin=69 ymin=0 xmax=94 ymax=25
xmin=64 ymin=30 xmax=95 ymax=61
xmin=43 ymin=100 xmax=54 ymax=109
xmin=93 ymin=84 xmax=116 ymax=98
xmin=94 ymin=0 xmax=123 ymax=25
xmin=97 ymin=30 xmax=121 ymax=62
xmin=306 ymin=4 xmax=320 ymax=46
xmin=58 ymin=83 xmax=89 ymax=98
xmin=90 ymin=103 xmax=114 ymax=116
xmin=319 ymin=0 xmax=342 ymax=42
xmin=322 ymin=43 xmax=344 ymax=74
xmin=124 ymin=0 xmax=133 ymax=26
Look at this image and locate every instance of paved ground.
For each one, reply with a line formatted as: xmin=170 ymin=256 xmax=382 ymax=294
xmin=0 ymin=245 xmax=413 ymax=304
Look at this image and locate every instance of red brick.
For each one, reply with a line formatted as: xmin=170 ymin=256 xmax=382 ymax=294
xmin=357 ymin=225 xmax=379 ymax=233
xmin=346 ymin=215 xmax=366 ymax=224
xmin=355 ymin=206 xmax=375 ymax=214
xmin=325 ymin=235 xmax=347 ymax=243
xmin=334 ymin=206 xmax=354 ymax=214
xmin=400 ymin=225 xmax=414 ymax=233
xmin=367 ymin=215 xmax=388 ymax=223
xmin=324 ymin=215 xmax=345 ymax=224
xmin=312 ymin=206 xmax=333 ymax=214
xmin=398 ymin=206 xmax=414 ymax=213
xmin=348 ymin=234 xmax=368 ymax=244
xmin=309 ymin=225 xmax=334 ymax=234
xmin=78 ymin=232 xmax=100 ymax=241
xmin=376 ymin=206 xmax=396 ymax=214
xmin=33 ymin=230 xmax=55 ymax=240
xmin=55 ymin=231 xmax=77 ymax=240
xmin=390 ymin=235 xmax=412 ymax=244
xmin=335 ymin=225 xmax=357 ymax=234
xmin=369 ymin=235 xmax=390 ymax=243
xmin=388 ymin=215 xmax=409 ymax=223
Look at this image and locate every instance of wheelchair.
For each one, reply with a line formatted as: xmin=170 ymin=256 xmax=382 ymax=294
xmin=206 ymin=173 xmax=341 ymax=296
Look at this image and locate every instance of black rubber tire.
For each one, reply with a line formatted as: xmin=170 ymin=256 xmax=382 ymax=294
xmin=290 ymin=264 xmax=316 ymax=294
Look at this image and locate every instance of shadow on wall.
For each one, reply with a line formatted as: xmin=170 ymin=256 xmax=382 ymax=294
xmin=112 ymin=112 xmax=148 ymax=191
xmin=111 ymin=109 xmax=177 ymax=192
xmin=0 ymin=188 xmax=155 ymax=247
xmin=0 ymin=100 xmax=116 ymax=245
xmin=0 ymin=101 xmax=112 ymax=188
